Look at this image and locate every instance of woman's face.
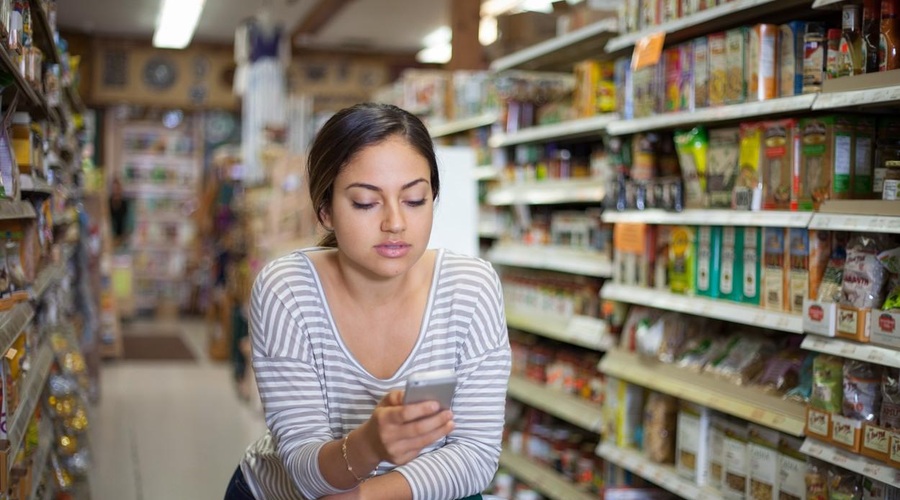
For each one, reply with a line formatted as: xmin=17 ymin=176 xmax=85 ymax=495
xmin=322 ymin=135 xmax=434 ymax=279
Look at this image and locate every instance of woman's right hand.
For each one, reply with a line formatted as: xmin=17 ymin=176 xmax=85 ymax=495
xmin=358 ymin=390 xmax=454 ymax=466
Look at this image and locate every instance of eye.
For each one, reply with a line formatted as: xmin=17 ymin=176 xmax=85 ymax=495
xmin=352 ymin=201 xmax=376 ymax=210
xmin=405 ymin=199 xmax=427 ymax=207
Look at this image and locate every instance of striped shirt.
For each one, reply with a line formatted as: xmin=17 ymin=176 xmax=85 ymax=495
xmin=240 ymin=248 xmax=511 ymax=500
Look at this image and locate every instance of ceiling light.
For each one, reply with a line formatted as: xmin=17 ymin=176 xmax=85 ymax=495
xmin=153 ymin=0 xmax=207 ymax=49
xmin=416 ymin=43 xmax=452 ymax=64
xmin=422 ymin=26 xmax=452 ymax=47
xmin=479 ymin=17 xmax=498 ymax=46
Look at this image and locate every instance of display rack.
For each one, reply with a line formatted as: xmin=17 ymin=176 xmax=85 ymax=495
xmin=0 ymin=201 xmax=37 ymax=221
xmin=489 ymin=114 xmax=617 ymax=148
xmin=488 ymin=242 xmax=612 ymax=277
xmin=498 ymin=450 xmax=595 ymax=500
xmin=28 ymin=417 xmax=54 ymax=500
xmin=601 ymin=209 xmax=813 ymax=227
xmin=800 ymin=439 xmax=900 ymax=485
xmin=506 ymin=306 xmax=613 ymax=351
xmin=490 ymin=18 xmax=619 ymax=72
xmin=607 ymin=94 xmax=815 ymax=135
xmin=809 ymin=213 xmax=900 ymax=234
xmin=507 ymin=375 xmax=604 ymax=432
xmin=6 ymin=341 xmax=55 ymax=480
xmin=596 ymin=443 xmax=724 ymax=500
xmin=601 ymin=283 xmax=804 ymax=333
xmin=600 ymin=349 xmax=807 ymax=435
xmin=0 ymin=303 xmax=35 ymax=355
xmin=487 ymin=178 xmax=605 ymax=206
xmin=604 ymin=0 xmax=812 ymax=53
xmin=800 ymin=335 xmax=900 ymax=367
xmin=429 ymin=112 xmax=499 ymax=138
xmin=813 ymin=85 xmax=900 ymax=110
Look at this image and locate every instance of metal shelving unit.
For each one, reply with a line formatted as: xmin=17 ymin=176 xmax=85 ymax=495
xmin=506 ymin=306 xmax=614 ymax=351
xmin=488 ymin=242 xmax=612 ymax=277
xmin=498 ymin=450 xmax=596 ymax=500
xmin=507 ymin=376 xmax=604 ymax=432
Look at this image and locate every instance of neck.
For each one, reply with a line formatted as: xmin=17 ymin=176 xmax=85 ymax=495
xmin=332 ymin=250 xmax=431 ymax=307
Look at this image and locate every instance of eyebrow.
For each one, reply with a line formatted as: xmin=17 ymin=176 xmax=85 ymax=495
xmin=345 ymin=178 xmax=429 ymax=192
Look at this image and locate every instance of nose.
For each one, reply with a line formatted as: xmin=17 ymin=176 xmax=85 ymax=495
xmin=380 ymin=202 xmax=405 ymax=233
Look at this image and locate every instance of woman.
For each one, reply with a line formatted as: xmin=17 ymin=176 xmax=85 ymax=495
xmin=226 ymin=103 xmax=511 ymax=500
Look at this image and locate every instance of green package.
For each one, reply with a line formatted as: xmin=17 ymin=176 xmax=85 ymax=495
xmin=674 ymin=126 xmax=709 ymax=208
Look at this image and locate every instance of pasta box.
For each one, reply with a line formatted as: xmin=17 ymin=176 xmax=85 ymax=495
xmin=829 ymin=414 xmax=863 ymax=452
xmin=803 ymin=299 xmax=838 ymax=337
xmin=836 ymin=304 xmax=871 ymax=342
xmin=805 ymin=406 xmax=831 ymax=440
xmin=860 ymin=423 xmax=891 ymax=462
xmin=870 ymin=310 xmax=900 ymax=349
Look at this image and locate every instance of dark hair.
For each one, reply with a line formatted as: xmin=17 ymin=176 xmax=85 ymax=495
xmin=308 ymin=102 xmax=439 ymax=248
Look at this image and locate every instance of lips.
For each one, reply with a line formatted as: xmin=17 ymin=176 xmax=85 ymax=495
xmin=375 ymin=242 xmax=411 ymax=258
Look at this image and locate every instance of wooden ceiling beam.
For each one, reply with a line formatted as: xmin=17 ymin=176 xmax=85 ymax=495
xmin=291 ymin=0 xmax=356 ymax=44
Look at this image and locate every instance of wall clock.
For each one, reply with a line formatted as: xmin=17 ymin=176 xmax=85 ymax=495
xmin=143 ymin=57 xmax=178 ymax=90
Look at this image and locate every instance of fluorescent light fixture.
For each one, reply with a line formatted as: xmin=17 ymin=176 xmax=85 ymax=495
xmin=153 ymin=0 xmax=207 ymax=49
xmin=422 ymin=26 xmax=452 ymax=47
xmin=416 ymin=43 xmax=451 ymax=64
xmin=479 ymin=16 xmax=498 ymax=46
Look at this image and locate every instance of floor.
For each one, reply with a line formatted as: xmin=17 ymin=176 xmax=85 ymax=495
xmin=87 ymin=317 xmax=268 ymax=500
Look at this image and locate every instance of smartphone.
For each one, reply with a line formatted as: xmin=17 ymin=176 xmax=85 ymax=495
xmin=402 ymin=369 xmax=457 ymax=410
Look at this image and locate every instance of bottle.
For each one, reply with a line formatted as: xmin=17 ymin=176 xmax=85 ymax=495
xmin=839 ymin=4 xmax=865 ymax=76
xmin=881 ymin=0 xmax=899 ymax=70
xmin=863 ymin=0 xmax=880 ymax=72
xmin=826 ymin=28 xmax=842 ymax=78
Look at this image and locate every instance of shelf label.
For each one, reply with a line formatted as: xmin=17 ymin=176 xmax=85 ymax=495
xmin=632 ymin=32 xmax=665 ymax=70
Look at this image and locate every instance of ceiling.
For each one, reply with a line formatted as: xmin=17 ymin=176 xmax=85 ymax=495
xmin=57 ymin=0 xmax=451 ymax=53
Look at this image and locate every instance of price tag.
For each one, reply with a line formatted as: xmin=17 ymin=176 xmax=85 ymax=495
xmin=631 ymin=32 xmax=665 ymax=70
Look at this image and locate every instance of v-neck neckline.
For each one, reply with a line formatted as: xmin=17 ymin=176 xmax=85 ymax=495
xmin=301 ymin=248 xmax=444 ymax=382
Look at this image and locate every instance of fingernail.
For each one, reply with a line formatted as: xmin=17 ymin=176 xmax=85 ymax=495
xmin=429 ymin=402 xmax=440 ymax=412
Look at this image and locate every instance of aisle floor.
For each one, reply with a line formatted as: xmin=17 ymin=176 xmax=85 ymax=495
xmin=88 ymin=318 xmax=267 ymax=500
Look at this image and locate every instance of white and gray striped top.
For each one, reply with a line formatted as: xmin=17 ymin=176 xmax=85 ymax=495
xmin=240 ymin=248 xmax=511 ymax=500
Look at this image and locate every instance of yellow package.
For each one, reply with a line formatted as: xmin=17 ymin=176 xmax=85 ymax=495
xmin=735 ymin=122 xmax=763 ymax=210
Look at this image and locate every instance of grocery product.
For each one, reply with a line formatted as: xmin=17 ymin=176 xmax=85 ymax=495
xmin=722 ymin=418 xmax=749 ymax=499
xmin=674 ymin=126 xmax=709 ymax=208
xmin=880 ymin=0 xmax=899 ymax=71
xmin=763 ymin=227 xmax=788 ymax=312
xmin=709 ymin=32 xmax=728 ymax=106
xmin=863 ymin=0 xmax=880 ymax=73
xmin=842 ymin=360 xmax=883 ymax=422
xmin=676 ymin=401 xmax=711 ymax=485
xmin=668 ymin=225 xmax=696 ymax=294
xmin=811 ymin=354 xmax=844 ymax=413
xmin=735 ymin=122 xmax=763 ymax=210
xmin=761 ymin=119 xmax=797 ymax=210
xmin=748 ymin=24 xmax=778 ymax=102
xmin=725 ymin=28 xmax=749 ymax=104
xmin=695 ymin=225 xmax=721 ymax=298
xmin=692 ymin=37 xmax=709 ymax=109
xmin=780 ymin=21 xmax=806 ymax=96
xmin=742 ymin=227 xmax=762 ymax=305
xmin=839 ymin=4 xmax=865 ymax=76
xmin=803 ymin=23 xmax=827 ymax=93
xmin=643 ymin=392 xmax=678 ymax=464
xmin=748 ymin=424 xmax=780 ymax=500
xmin=720 ymin=226 xmax=740 ymax=301
xmin=707 ymin=127 xmax=741 ymax=208
xmin=854 ymin=117 xmax=876 ymax=196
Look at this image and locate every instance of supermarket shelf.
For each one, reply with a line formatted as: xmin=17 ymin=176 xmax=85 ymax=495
xmin=32 ymin=261 xmax=67 ymax=299
xmin=29 ymin=0 xmax=61 ymax=65
xmin=19 ymin=175 xmax=53 ymax=196
xmin=0 ymin=302 xmax=34 ymax=354
xmin=812 ymin=0 xmax=844 ymax=7
xmin=801 ymin=335 xmax=900 ymax=367
xmin=498 ymin=450 xmax=595 ymax=500
xmin=607 ymin=94 xmax=816 ymax=135
xmin=605 ymin=0 xmax=812 ymax=53
xmin=491 ymin=18 xmax=619 ymax=72
xmin=596 ymin=443 xmax=723 ymax=500
xmin=809 ymin=213 xmax=900 ymax=234
xmin=487 ymin=178 xmax=606 ymax=206
xmin=602 ymin=283 xmax=804 ymax=333
xmin=506 ymin=306 xmax=614 ymax=351
xmin=429 ymin=111 xmax=499 ymax=138
xmin=51 ymin=212 xmax=76 ymax=226
xmin=0 ymin=200 xmax=37 ymax=221
xmin=489 ymin=114 xmax=618 ymax=147
xmin=801 ymin=438 xmax=900 ymax=485
xmin=601 ymin=209 xmax=813 ymax=227
xmin=28 ymin=417 xmax=54 ymax=500
xmin=507 ymin=375 xmax=604 ymax=432
xmin=7 ymin=342 xmax=55 ymax=479
xmin=600 ymin=349 xmax=807 ymax=435
xmin=813 ymin=84 xmax=900 ymax=110
xmin=123 ymin=184 xmax=195 ymax=196
xmin=478 ymin=222 xmax=500 ymax=238
xmin=0 ymin=46 xmax=52 ymax=122
xmin=474 ymin=165 xmax=500 ymax=181
xmin=488 ymin=242 xmax=612 ymax=277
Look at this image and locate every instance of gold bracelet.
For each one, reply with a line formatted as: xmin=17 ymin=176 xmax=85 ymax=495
xmin=341 ymin=430 xmax=373 ymax=483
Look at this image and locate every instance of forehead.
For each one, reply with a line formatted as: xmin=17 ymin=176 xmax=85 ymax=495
xmin=338 ymin=136 xmax=431 ymax=182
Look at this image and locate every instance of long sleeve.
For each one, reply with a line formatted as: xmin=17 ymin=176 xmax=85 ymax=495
xmin=392 ymin=263 xmax=512 ymax=499
xmin=250 ymin=260 xmax=351 ymax=499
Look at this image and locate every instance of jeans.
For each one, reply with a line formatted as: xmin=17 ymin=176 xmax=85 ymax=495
xmin=224 ymin=466 xmax=256 ymax=500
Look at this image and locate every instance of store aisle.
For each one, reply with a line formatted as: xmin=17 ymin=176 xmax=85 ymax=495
xmin=89 ymin=318 xmax=267 ymax=500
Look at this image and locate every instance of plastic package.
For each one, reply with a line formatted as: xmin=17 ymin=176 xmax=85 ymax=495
xmin=753 ymin=348 xmax=806 ymax=395
xmin=674 ymin=127 xmax=709 ymax=208
xmin=841 ymin=235 xmax=891 ymax=309
xmin=811 ymin=355 xmax=844 ymax=413
xmin=841 ymin=360 xmax=882 ymax=422
xmin=643 ymin=392 xmax=678 ymax=464
xmin=877 ymin=246 xmax=900 ymax=310
xmin=706 ymin=335 xmax=774 ymax=385
xmin=826 ymin=467 xmax=862 ymax=500
xmin=805 ymin=459 xmax=828 ymax=500
xmin=882 ymin=367 xmax=900 ymax=429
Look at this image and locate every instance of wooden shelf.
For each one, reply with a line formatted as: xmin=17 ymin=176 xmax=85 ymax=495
xmin=0 ymin=200 xmax=37 ymax=221
xmin=487 ymin=178 xmax=605 ymax=206
xmin=600 ymin=349 xmax=807 ymax=435
xmin=596 ymin=443 xmax=723 ymax=500
xmin=801 ymin=438 xmax=900 ymax=485
xmin=601 ymin=208 xmax=813 ymax=227
xmin=489 ymin=114 xmax=617 ymax=147
xmin=32 ymin=261 xmax=67 ymax=299
xmin=499 ymin=450 xmax=596 ymax=500
xmin=607 ymin=94 xmax=815 ymax=135
xmin=19 ymin=175 xmax=53 ymax=196
xmin=605 ymin=0 xmax=812 ymax=53
xmin=801 ymin=335 xmax=900 ymax=368
xmin=601 ymin=283 xmax=804 ymax=333
xmin=507 ymin=375 xmax=603 ymax=432
xmin=490 ymin=19 xmax=619 ymax=72
xmin=429 ymin=111 xmax=499 ymax=138
xmin=488 ymin=242 xmax=612 ymax=277
xmin=506 ymin=306 xmax=614 ymax=351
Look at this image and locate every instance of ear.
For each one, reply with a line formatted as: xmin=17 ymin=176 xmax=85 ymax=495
xmin=319 ymin=207 xmax=333 ymax=231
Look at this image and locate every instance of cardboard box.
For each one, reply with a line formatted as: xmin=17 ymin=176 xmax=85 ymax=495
xmin=871 ymin=310 xmax=900 ymax=349
xmin=891 ymin=431 xmax=900 ymax=467
xmin=664 ymin=47 xmax=683 ymax=112
xmin=719 ymin=226 xmax=740 ymax=301
xmin=854 ymin=117 xmax=876 ymax=197
xmin=761 ymin=119 xmax=797 ymax=210
xmin=695 ymin=226 xmax=722 ymax=298
xmin=741 ymin=227 xmax=762 ymax=305
xmin=805 ymin=407 xmax=831 ymax=440
xmin=762 ymin=227 xmax=788 ymax=311
xmin=735 ymin=122 xmax=763 ymax=210
xmin=692 ymin=37 xmax=709 ymax=109
xmin=861 ymin=423 xmax=892 ymax=462
xmin=808 ymin=230 xmax=831 ymax=301
xmin=777 ymin=436 xmax=807 ymax=500
xmin=799 ymin=116 xmax=853 ymax=211
xmin=708 ymin=32 xmax=727 ymax=107
xmin=836 ymin=304 xmax=871 ymax=342
xmin=779 ymin=21 xmax=806 ymax=97
xmin=669 ymin=225 xmax=696 ymax=294
xmin=787 ymin=228 xmax=810 ymax=314
xmin=676 ymin=401 xmax=712 ymax=485
xmin=707 ymin=127 xmax=741 ymax=208
xmin=803 ymin=299 xmax=838 ymax=337
xmin=748 ymin=424 xmax=781 ymax=500
xmin=748 ymin=24 xmax=778 ymax=102
xmin=725 ymin=27 xmax=749 ymax=104
xmin=830 ymin=414 xmax=863 ymax=452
